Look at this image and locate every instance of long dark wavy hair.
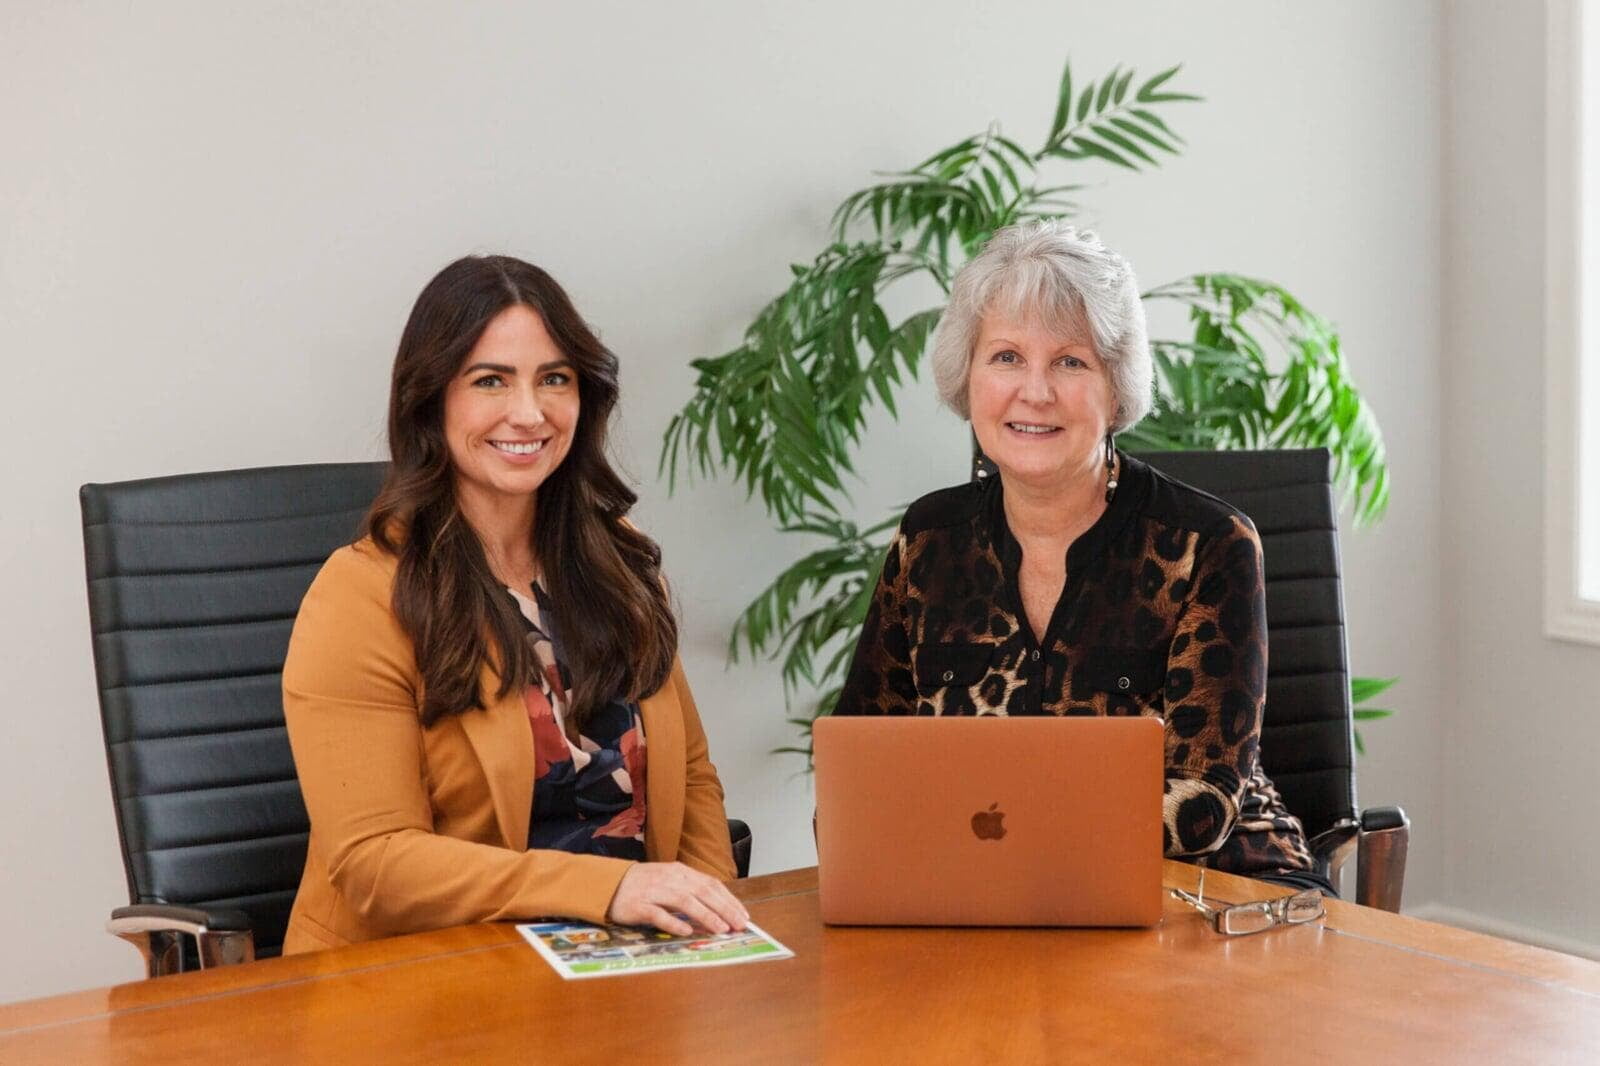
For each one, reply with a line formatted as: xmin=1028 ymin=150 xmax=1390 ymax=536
xmin=363 ymin=254 xmax=677 ymax=728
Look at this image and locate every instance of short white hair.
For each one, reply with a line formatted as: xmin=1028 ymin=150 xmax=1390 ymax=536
xmin=930 ymin=221 xmax=1153 ymax=433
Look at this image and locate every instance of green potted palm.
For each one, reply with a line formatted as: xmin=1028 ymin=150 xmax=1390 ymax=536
xmin=660 ymin=58 xmax=1394 ymax=758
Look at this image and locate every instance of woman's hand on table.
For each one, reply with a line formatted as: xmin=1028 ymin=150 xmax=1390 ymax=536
xmin=607 ymin=862 xmax=750 ymax=936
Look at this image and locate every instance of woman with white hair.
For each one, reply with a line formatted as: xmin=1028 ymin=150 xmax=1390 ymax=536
xmin=834 ymin=221 xmax=1327 ymax=892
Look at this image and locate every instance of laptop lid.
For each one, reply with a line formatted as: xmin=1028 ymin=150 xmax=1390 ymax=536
xmin=813 ymin=716 xmax=1164 ymax=927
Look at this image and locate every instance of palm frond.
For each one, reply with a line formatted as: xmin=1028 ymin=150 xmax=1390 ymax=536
xmin=729 ymin=515 xmax=897 ymax=686
xmin=1141 ymin=275 xmax=1390 ymax=526
xmin=1038 ymin=61 xmax=1199 ymax=172
xmin=659 ymin=244 xmax=943 ymax=523
xmin=832 ymin=126 xmax=1042 ymax=265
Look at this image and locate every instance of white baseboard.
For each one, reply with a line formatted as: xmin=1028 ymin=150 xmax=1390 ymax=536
xmin=1407 ymin=902 xmax=1600 ymax=962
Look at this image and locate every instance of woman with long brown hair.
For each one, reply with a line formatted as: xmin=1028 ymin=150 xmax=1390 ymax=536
xmin=280 ymin=255 xmax=746 ymax=954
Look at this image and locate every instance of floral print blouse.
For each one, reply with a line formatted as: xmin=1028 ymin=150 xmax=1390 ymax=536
xmin=510 ymin=584 xmax=647 ymax=861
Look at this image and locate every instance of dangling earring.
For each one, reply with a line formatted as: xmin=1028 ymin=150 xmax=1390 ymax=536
xmin=1104 ymin=432 xmax=1118 ymax=503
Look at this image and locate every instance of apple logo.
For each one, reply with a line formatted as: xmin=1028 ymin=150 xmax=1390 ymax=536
xmin=971 ymin=802 xmax=1007 ymax=841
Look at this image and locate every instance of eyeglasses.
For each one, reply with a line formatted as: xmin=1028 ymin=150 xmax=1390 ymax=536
xmin=1170 ymin=864 xmax=1325 ymax=936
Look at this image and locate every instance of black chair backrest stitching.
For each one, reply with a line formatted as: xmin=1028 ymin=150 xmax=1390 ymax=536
xmin=81 ymin=462 xmax=388 ymax=958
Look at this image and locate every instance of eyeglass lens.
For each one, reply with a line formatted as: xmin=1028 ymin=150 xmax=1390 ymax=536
xmin=1218 ymin=892 xmax=1322 ymax=934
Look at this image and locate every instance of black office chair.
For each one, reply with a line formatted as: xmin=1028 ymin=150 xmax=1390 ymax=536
xmin=81 ymin=462 xmax=753 ymax=977
xmin=974 ymin=446 xmax=1409 ymax=910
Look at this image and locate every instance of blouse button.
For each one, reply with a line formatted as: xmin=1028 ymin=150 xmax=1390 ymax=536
xmin=942 ymin=670 xmax=955 ymax=682
xmin=1117 ymin=676 xmax=1131 ymax=691
xmin=1030 ymin=649 xmax=1041 ymax=662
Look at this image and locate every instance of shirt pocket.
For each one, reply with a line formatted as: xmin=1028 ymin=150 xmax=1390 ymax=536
xmin=912 ymin=641 xmax=994 ymax=694
xmin=1073 ymin=645 xmax=1168 ymax=700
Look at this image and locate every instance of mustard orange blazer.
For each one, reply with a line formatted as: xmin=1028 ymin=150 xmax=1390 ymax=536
xmin=280 ymin=537 xmax=736 ymax=955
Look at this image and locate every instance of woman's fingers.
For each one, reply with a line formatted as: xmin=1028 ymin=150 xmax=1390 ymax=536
xmin=699 ymin=879 xmax=749 ymax=931
xmin=607 ymin=862 xmax=752 ymax=936
xmin=642 ymin=903 xmax=694 ymax=938
xmin=673 ymin=868 xmax=748 ymax=932
xmin=672 ymin=893 xmax=730 ymax=935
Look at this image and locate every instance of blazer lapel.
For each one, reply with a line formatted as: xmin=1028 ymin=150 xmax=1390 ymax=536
xmin=457 ymin=661 xmax=535 ymax=851
xmin=640 ymin=671 xmax=685 ymax=862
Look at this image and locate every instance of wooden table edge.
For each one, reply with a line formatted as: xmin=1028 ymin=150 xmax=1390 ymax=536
xmin=6 ymin=862 xmax=1600 ymax=1035
xmin=0 ymin=867 xmax=820 ymax=1033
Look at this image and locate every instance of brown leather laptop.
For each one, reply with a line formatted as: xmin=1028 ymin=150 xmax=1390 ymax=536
xmin=813 ymin=716 xmax=1164 ymax=927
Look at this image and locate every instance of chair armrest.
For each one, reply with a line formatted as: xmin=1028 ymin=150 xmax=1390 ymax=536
xmin=107 ymin=905 xmax=256 ymax=976
xmin=1306 ymin=819 xmax=1359 ymax=884
xmin=109 ymin=904 xmax=252 ymax=933
xmin=727 ymin=819 xmax=752 ymax=879
xmin=1356 ymin=805 xmax=1410 ymax=913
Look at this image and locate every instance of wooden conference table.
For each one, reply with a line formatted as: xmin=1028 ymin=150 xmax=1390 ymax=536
xmin=4 ymin=863 xmax=1599 ymax=1064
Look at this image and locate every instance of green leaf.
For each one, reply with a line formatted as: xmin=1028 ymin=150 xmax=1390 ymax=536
xmin=1075 ymin=85 xmax=1095 ymax=122
xmin=1130 ymin=108 xmax=1183 ymax=141
xmin=991 ymin=150 xmax=1025 ymax=199
xmin=1047 ymin=59 xmax=1074 ymax=144
xmin=981 ymin=166 xmax=1005 ymax=210
xmin=1351 ymin=676 xmax=1399 ymax=703
xmin=1136 ymin=64 xmax=1201 ymax=103
xmin=1137 ymin=64 xmax=1180 ymax=101
xmin=1069 ymin=135 xmax=1135 ymax=170
xmin=1095 ymin=68 xmax=1117 ymax=112
xmin=1093 ymin=124 xmax=1157 ymax=167
xmin=1110 ymin=116 xmax=1175 ymax=155
xmin=1112 ymin=68 xmax=1134 ymax=104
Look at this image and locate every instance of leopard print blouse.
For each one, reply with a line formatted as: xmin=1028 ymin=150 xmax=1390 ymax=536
xmin=834 ymin=452 xmax=1317 ymax=882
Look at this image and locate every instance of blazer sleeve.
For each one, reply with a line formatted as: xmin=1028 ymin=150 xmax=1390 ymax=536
xmin=666 ymin=659 xmax=738 ymax=881
xmin=834 ymin=527 xmax=919 ymax=716
xmin=283 ymin=545 xmax=631 ymax=934
xmin=1160 ymin=515 xmax=1268 ymax=859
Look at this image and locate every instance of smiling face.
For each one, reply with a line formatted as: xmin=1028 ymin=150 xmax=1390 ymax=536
xmin=441 ymin=304 xmax=579 ymax=519
xmin=967 ymin=310 xmax=1117 ymax=495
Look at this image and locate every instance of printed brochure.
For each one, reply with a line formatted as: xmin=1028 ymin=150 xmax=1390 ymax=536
xmin=517 ymin=919 xmax=793 ymax=979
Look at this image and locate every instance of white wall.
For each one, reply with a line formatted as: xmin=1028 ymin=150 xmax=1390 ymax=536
xmin=0 ymin=1 xmax=1446 ymax=1003
xmin=1428 ymin=1 xmax=1600 ymax=953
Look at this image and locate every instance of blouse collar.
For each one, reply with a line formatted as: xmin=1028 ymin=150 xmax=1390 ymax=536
xmin=982 ymin=449 xmax=1151 ymax=571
